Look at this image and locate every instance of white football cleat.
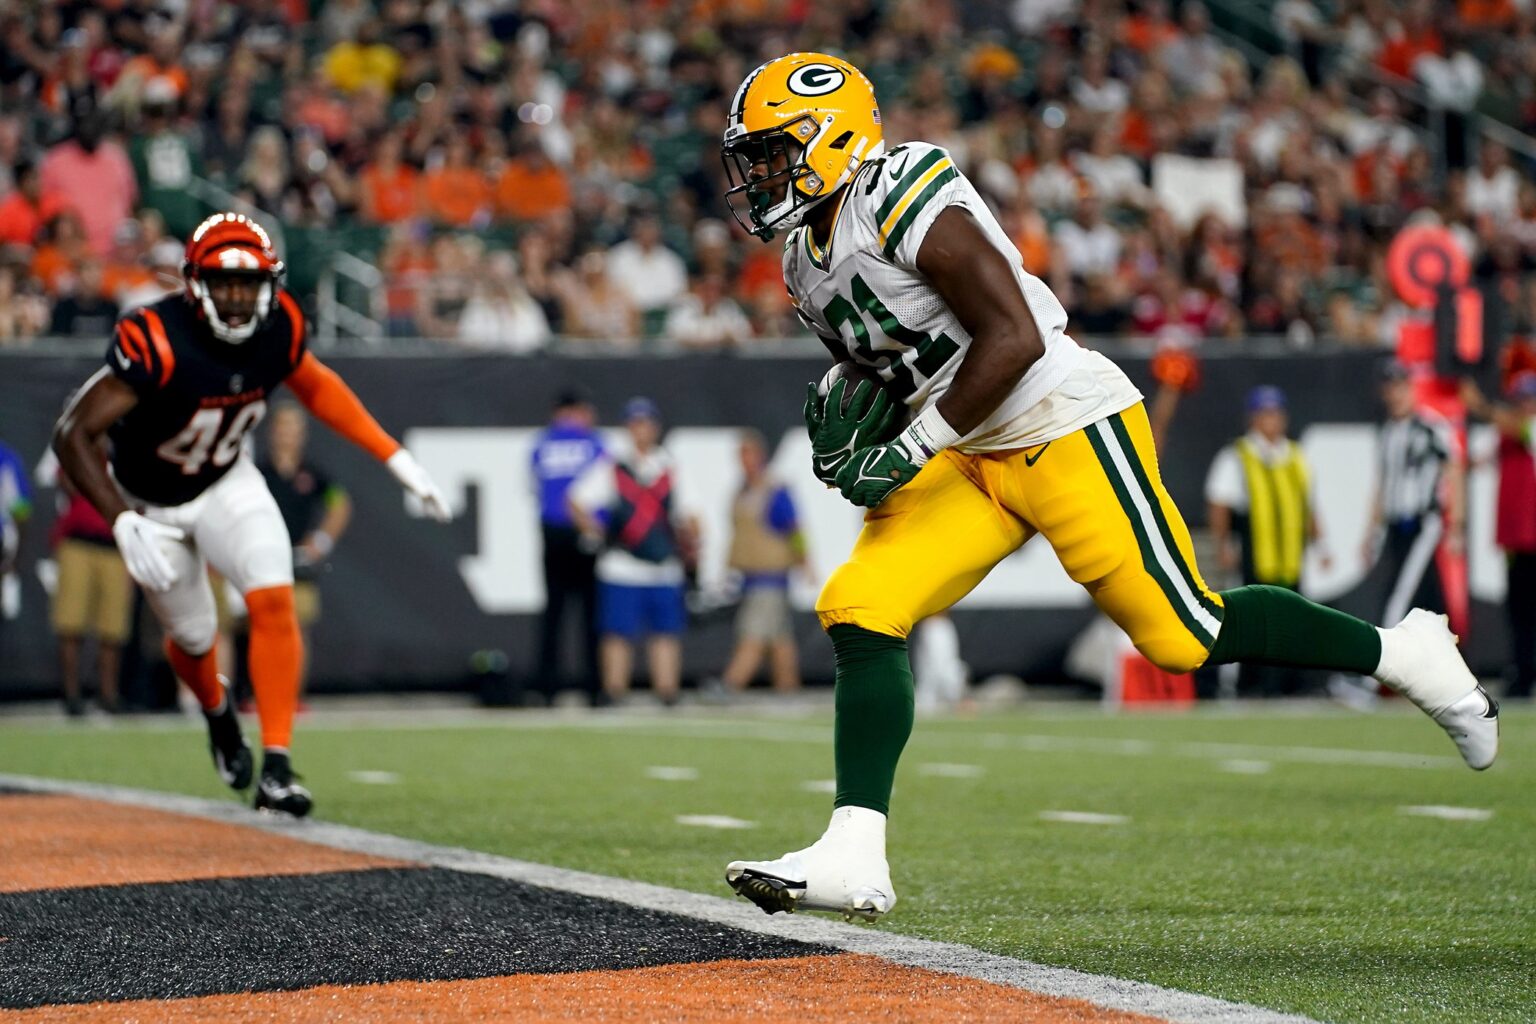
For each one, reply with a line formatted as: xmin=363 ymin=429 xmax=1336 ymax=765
xmin=1375 ymin=609 xmax=1499 ymax=770
xmin=726 ymin=839 xmax=896 ymax=921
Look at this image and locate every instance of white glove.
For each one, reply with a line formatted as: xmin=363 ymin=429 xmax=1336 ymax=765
xmin=387 ymin=449 xmax=453 ymax=522
xmin=112 ymin=510 xmax=186 ymax=593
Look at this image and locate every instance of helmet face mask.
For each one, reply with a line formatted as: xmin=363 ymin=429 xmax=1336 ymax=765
xmin=722 ymin=117 xmax=823 ymax=240
xmin=195 ymin=270 xmax=272 ymax=341
xmin=183 ymin=212 xmax=285 ymax=344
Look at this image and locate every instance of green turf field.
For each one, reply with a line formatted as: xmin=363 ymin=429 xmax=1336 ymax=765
xmin=2 ymin=703 xmax=1531 ymax=1023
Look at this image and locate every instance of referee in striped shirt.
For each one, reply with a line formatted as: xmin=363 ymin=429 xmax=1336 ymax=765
xmin=1368 ymin=364 xmax=1463 ymax=628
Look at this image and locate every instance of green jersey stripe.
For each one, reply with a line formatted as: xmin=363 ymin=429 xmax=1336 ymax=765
xmin=1105 ymin=414 xmax=1226 ymax=623
xmin=1087 ymin=421 xmax=1216 ymax=649
xmin=881 ymin=167 xmax=959 ymax=260
xmin=874 ymin=149 xmax=948 ymax=224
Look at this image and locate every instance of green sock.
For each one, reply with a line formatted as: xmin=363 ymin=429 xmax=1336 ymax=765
xmin=828 ymin=624 xmax=914 ymax=817
xmin=1207 ymin=584 xmax=1381 ymax=674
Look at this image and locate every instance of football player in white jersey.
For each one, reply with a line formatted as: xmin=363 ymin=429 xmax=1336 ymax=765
xmin=718 ymin=52 xmax=1498 ymax=921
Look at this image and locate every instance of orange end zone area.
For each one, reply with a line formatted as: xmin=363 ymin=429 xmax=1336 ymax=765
xmin=0 ymin=795 xmax=406 ymax=893
xmin=2 ymin=955 xmax=1170 ymax=1024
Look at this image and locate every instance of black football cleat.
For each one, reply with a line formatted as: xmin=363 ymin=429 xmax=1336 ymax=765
xmin=254 ymin=751 xmax=313 ymax=818
xmin=204 ymin=691 xmax=253 ymax=791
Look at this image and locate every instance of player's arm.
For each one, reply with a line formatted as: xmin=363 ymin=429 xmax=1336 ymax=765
xmin=53 ymin=371 xmax=186 ymax=592
xmin=52 ymin=373 xmax=138 ymax=525
xmin=1203 ymin=447 xmax=1242 ymax=573
xmin=285 ymin=352 xmax=452 ymax=522
xmin=1460 ymin=377 xmax=1527 ymax=437
xmin=1208 ymin=500 xmax=1238 ymax=572
xmin=300 ymin=484 xmax=352 ymax=564
xmin=565 ymin=460 xmax=611 ymax=548
xmin=0 ymin=461 xmax=29 ymax=575
xmin=916 ymin=207 xmax=1046 ymax=437
xmin=830 ymin=207 xmax=1046 ymax=507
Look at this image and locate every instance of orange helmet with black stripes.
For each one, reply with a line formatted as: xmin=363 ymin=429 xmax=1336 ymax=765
xmin=182 ymin=212 xmax=285 ymax=343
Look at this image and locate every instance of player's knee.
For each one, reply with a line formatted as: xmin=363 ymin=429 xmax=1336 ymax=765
xmin=1135 ymin=633 xmax=1210 ymax=675
xmin=245 ymin=584 xmax=297 ymax=629
xmin=815 ymin=563 xmax=915 ymax=639
xmin=166 ymin=610 xmax=217 ymax=657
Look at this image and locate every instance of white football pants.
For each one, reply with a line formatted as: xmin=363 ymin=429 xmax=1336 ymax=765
xmin=122 ymin=456 xmax=293 ymax=656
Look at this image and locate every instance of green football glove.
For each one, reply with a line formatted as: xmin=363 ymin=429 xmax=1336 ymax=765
xmin=833 ymin=435 xmax=923 ymax=508
xmin=806 ymin=378 xmax=900 ymax=486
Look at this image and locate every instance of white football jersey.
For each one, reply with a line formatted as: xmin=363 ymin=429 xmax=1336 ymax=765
xmin=784 ymin=141 xmax=1140 ymax=452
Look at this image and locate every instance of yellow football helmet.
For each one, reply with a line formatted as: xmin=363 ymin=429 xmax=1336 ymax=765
xmin=722 ymin=52 xmax=884 ymax=241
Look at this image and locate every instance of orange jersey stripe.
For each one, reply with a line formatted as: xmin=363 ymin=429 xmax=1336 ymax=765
xmin=140 ymin=309 xmax=176 ymax=387
xmin=278 ymin=291 xmax=305 ymax=365
xmin=118 ymin=320 xmax=151 ymax=367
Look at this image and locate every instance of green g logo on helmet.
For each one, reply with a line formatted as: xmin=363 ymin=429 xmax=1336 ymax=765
xmin=788 ymin=63 xmax=846 ymax=97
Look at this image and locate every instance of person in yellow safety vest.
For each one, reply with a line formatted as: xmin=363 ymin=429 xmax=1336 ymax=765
xmin=1205 ymin=385 xmax=1327 ymax=590
xmin=1205 ymin=386 xmax=1331 ymax=697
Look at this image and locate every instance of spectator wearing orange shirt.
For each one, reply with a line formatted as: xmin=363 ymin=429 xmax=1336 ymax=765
xmin=1377 ymin=0 xmax=1444 ymax=81
xmin=1458 ymin=0 xmax=1516 ymax=29
xmin=30 ymin=211 xmax=89 ymax=296
xmin=496 ymin=137 xmax=572 ymax=222
xmin=114 ymin=24 xmax=189 ymax=104
xmin=1253 ymin=186 xmax=1327 ymax=278
xmin=422 ymin=138 xmax=492 ymax=228
xmin=1123 ymin=0 xmax=1179 ymax=55
xmin=359 ymin=131 xmax=420 ymax=225
xmin=0 ymin=162 xmax=69 ymax=247
xmin=99 ymin=220 xmax=155 ymax=305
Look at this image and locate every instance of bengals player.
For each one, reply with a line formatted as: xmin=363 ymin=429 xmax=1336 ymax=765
xmin=53 ymin=212 xmax=452 ymax=816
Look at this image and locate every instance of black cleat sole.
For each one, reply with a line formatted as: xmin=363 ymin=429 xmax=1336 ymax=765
xmin=254 ymin=786 xmax=313 ymax=818
xmin=727 ymin=870 xmax=803 ymax=916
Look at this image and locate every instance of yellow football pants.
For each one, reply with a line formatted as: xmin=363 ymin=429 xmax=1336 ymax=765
xmin=816 ymin=403 xmax=1224 ymax=673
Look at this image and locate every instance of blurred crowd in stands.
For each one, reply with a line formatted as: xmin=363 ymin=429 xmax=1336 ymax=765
xmin=3 ymin=0 xmax=1536 ymax=350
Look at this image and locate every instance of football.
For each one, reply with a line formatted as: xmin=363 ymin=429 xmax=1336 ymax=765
xmin=817 ymin=360 xmax=892 ymax=417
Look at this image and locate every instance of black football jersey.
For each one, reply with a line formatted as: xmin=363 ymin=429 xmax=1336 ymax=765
xmin=105 ymin=291 xmax=308 ymax=506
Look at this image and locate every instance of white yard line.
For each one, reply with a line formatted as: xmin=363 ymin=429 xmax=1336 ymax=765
xmin=916 ymin=762 xmax=986 ymax=778
xmin=1217 ymin=760 xmax=1274 ymax=775
xmin=1398 ymin=805 xmax=1493 ymax=822
xmin=645 ymin=766 xmax=700 ymax=781
xmin=674 ymin=814 xmax=756 ymax=829
xmin=345 ymin=770 xmax=402 ymax=785
xmin=0 ymin=772 xmax=1320 ymax=1024
xmin=1038 ymin=810 xmax=1131 ymax=826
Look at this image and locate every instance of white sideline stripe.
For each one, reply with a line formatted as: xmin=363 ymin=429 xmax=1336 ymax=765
xmin=0 ymin=773 xmax=1320 ymax=1024
xmin=801 ymin=779 xmax=838 ymax=793
xmin=1398 ymin=804 xmax=1493 ymax=822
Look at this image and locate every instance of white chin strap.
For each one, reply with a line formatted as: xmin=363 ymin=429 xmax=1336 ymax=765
xmin=195 ymin=280 xmax=272 ymax=343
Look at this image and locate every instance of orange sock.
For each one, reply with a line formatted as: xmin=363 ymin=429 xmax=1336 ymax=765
xmin=245 ymin=585 xmax=304 ymax=750
xmin=164 ymin=638 xmax=225 ymax=712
